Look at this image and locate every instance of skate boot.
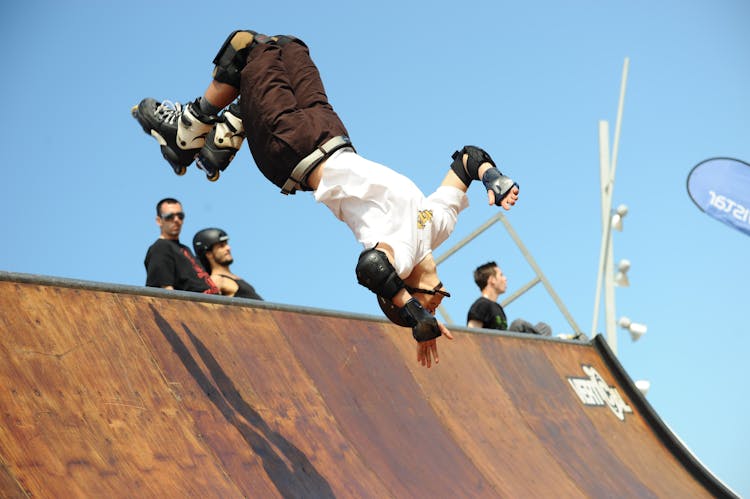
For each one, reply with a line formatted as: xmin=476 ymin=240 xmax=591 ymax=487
xmin=131 ymin=98 xmax=216 ymax=175
xmin=195 ymin=102 xmax=245 ymax=181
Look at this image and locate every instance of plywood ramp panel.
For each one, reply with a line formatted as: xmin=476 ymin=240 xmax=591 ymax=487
xmin=0 ymin=282 xmax=243 ymax=497
xmin=0 ymin=275 xmax=736 ymax=498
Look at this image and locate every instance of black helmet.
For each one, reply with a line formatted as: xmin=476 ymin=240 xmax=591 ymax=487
xmin=193 ymin=228 xmax=229 ymax=271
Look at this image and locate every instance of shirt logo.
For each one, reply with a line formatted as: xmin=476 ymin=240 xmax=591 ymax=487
xmin=417 ymin=209 xmax=433 ymax=229
xmin=567 ymin=365 xmax=633 ymax=421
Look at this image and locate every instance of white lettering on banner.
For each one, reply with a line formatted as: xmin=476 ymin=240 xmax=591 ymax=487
xmin=567 ymin=365 xmax=633 ymax=421
xmin=708 ymin=190 xmax=750 ymax=224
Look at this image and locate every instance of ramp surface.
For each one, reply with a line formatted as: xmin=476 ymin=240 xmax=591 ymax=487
xmin=0 ymin=273 xmax=736 ymax=498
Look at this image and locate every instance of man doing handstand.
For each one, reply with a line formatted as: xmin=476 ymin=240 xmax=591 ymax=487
xmin=132 ymin=30 xmax=520 ymax=367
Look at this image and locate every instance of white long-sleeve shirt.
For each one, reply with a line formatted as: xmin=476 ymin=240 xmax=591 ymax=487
xmin=315 ymin=148 xmax=469 ymax=278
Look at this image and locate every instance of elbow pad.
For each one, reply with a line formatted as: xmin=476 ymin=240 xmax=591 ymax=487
xmin=355 ymin=248 xmax=405 ymax=299
xmin=450 ymin=145 xmax=497 ymax=187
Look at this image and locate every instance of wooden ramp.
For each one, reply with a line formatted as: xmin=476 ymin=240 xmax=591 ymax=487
xmin=0 ymin=272 xmax=736 ymax=498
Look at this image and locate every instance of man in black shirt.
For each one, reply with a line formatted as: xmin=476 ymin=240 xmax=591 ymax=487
xmin=192 ymin=228 xmax=263 ymax=300
xmin=466 ymin=261 xmax=550 ymax=336
xmin=144 ymin=198 xmax=219 ymax=294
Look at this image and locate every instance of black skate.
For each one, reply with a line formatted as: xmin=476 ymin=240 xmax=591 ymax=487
xmin=131 ymin=98 xmax=215 ymax=175
xmin=195 ymin=102 xmax=245 ymax=181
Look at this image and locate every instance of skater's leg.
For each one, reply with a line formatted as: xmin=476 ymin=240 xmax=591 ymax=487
xmin=195 ymin=101 xmax=245 ymax=181
xmin=132 ymin=30 xmax=263 ymax=176
xmin=278 ymin=38 xmax=330 ymax=110
xmin=202 ymin=81 xmax=240 ymax=111
xmin=239 ymin=42 xmax=318 ymax=188
xmin=131 ymin=98 xmax=216 ymax=174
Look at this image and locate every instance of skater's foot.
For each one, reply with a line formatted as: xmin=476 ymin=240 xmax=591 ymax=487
xmin=195 ymin=101 xmax=245 ymax=181
xmin=132 ymin=98 xmax=216 ymax=175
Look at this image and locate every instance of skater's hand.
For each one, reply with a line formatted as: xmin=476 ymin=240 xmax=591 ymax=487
xmin=416 ymin=322 xmax=454 ymax=368
xmin=478 ymin=165 xmax=519 ymax=210
xmin=488 ymin=184 xmax=519 ymax=210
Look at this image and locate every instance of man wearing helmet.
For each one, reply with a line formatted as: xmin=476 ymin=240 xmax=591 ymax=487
xmin=192 ymin=228 xmax=262 ymax=300
xmin=134 ymin=31 xmax=519 ymax=368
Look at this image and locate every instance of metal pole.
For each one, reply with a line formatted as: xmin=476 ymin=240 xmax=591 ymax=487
xmin=592 ymin=120 xmax=612 ymax=341
xmin=592 ymin=57 xmax=629 ymax=353
xmin=604 ymin=57 xmax=629 ymax=350
xmin=437 ymin=304 xmax=454 ymax=325
xmin=496 ymin=213 xmax=584 ymax=337
xmin=434 ymin=213 xmax=502 ymax=266
xmin=501 ymin=276 xmax=541 ymax=307
xmin=610 ymin=57 xmax=629 ymax=187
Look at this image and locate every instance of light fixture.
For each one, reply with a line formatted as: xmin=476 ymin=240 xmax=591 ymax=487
xmin=611 ymin=204 xmax=629 ymax=232
xmin=618 ymin=316 xmax=647 ymax=342
xmin=635 ymin=379 xmax=651 ymax=397
xmin=614 ymin=259 xmax=631 ymax=287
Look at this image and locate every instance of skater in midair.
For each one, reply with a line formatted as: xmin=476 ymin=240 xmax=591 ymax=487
xmin=133 ymin=30 xmax=520 ymax=367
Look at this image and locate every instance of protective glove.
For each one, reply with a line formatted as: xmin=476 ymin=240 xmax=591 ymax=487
xmin=399 ymin=298 xmax=442 ymax=342
xmin=482 ymin=168 xmax=519 ymax=206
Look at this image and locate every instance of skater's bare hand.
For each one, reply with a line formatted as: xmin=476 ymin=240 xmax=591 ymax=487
xmin=416 ymin=322 xmax=454 ymax=368
xmin=488 ymin=185 xmax=519 ymax=210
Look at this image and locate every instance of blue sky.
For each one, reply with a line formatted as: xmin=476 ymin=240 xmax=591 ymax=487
xmin=2 ymin=0 xmax=748 ymax=494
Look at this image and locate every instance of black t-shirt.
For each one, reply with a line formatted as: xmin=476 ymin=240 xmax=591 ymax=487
xmin=144 ymin=239 xmax=219 ymax=294
xmin=219 ymin=274 xmax=263 ymax=300
xmin=467 ymin=296 xmax=508 ymax=330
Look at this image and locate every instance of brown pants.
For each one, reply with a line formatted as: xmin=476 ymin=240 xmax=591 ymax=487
xmin=239 ymin=40 xmax=350 ymax=190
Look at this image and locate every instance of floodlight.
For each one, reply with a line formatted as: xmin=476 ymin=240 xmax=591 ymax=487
xmin=614 ymin=259 xmax=631 ymax=287
xmin=618 ymin=316 xmax=647 ymax=342
xmin=635 ymin=379 xmax=651 ymax=397
xmin=611 ymin=204 xmax=629 ymax=231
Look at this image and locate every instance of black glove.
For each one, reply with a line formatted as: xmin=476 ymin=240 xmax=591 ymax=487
xmin=399 ymin=298 xmax=442 ymax=342
xmin=482 ymin=168 xmax=519 ymax=206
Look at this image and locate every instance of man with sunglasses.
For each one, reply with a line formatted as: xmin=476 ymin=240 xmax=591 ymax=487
xmin=144 ymin=198 xmax=219 ymax=294
xmin=133 ymin=31 xmax=519 ymax=367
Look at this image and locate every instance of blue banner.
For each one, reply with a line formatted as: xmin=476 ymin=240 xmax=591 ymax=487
xmin=687 ymin=157 xmax=750 ymax=237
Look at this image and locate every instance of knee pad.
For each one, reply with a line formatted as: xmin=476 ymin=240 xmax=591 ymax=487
xmin=270 ymin=35 xmax=307 ymax=47
xmin=212 ymin=30 xmax=261 ymax=89
xmin=355 ymin=248 xmax=405 ymax=300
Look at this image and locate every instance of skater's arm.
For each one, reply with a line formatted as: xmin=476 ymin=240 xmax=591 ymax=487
xmin=440 ymin=165 xmax=498 ymax=191
xmin=443 ymin=149 xmax=520 ymax=210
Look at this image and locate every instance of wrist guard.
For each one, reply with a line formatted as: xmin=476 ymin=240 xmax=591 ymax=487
xmin=399 ymin=298 xmax=442 ymax=342
xmin=482 ymin=168 xmax=519 ymax=206
xmin=450 ymin=145 xmax=497 ymax=187
xmin=356 ymin=248 xmax=404 ymax=299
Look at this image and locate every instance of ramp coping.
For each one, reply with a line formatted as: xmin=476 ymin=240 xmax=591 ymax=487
xmin=0 ymin=270 xmax=578 ymax=343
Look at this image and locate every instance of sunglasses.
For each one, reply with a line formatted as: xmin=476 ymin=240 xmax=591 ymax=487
xmin=406 ymin=281 xmax=451 ymax=298
xmin=160 ymin=212 xmax=185 ymax=221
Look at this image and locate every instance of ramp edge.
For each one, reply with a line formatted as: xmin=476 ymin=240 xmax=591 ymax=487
xmin=593 ymin=335 xmax=738 ymax=499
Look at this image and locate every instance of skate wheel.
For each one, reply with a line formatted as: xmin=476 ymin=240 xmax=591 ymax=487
xmin=174 ymin=166 xmax=187 ymax=176
xmin=130 ymin=105 xmax=138 ymax=118
xmin=207 ymin=171 xmax=220 ymax=182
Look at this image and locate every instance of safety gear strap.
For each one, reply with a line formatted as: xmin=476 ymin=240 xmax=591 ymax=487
xmin=281 ymin=135 xmax=354 ymax=194
xmin=450 ymin=145 xmax=497 ymax=187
